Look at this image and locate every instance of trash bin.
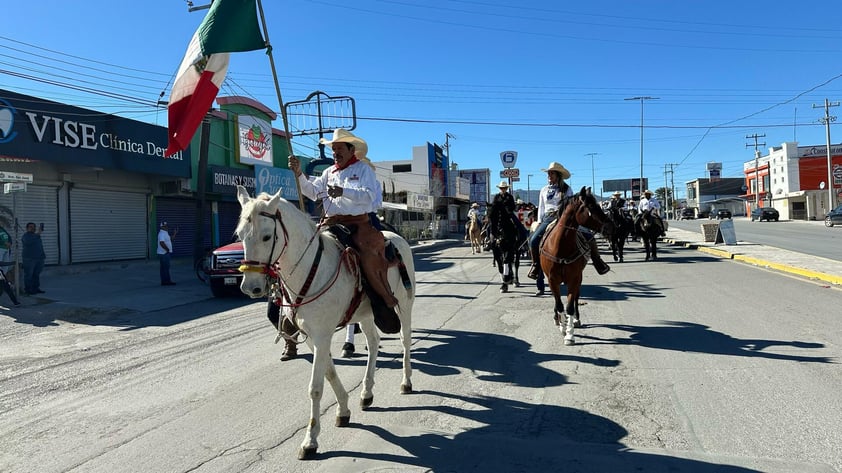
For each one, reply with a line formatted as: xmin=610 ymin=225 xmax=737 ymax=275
xmin=701 ymin=223 xmax=719 ymax=242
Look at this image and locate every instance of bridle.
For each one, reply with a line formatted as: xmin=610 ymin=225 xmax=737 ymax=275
xmin=239 ymin=209 xmax=290 ymax=278
xmin=237 ymin=204 xmax=361 ymax=343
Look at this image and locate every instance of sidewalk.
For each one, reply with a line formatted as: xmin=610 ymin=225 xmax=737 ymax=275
xmin=0 ymin=238 xmax=462 ymax=322
xmin=662 ymin=224 xmax=842 ymax=286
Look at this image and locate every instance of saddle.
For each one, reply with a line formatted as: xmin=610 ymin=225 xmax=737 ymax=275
xmin=324 ymin=224 xmax=410 ymax=334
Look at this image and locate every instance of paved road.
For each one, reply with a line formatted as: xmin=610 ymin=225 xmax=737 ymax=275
xmin=2 ymin=238 xmax=840 ymax=472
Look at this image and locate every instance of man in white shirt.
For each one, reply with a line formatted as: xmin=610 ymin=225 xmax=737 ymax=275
xmin=289 ymin=128 xmax=398 ymax=310
xmin=637 ymin=189 xmax=665 ymax=236
xmin=157 ymin=222 xmax=177 ymax=286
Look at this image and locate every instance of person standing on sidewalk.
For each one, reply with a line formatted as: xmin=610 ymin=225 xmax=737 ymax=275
xmin=22 ymin=222 xmax=46 ymax=295
xmin=157 ymin=222 xmax=178 ymax=286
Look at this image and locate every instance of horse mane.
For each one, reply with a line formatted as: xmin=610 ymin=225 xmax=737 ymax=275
xmin=235 ymin=191 xmax=316 ymax=240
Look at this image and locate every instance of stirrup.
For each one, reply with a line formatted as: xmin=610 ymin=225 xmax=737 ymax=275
xmin=527 ymin=264 xmax=539 ymax=280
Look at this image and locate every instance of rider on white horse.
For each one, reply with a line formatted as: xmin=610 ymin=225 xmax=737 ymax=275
xmin=285 ymin=128 xmax=397 ymax=360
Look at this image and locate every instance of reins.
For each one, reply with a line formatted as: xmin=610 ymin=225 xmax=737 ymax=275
xmin=238 ymin=205 xmax=362 ymax=345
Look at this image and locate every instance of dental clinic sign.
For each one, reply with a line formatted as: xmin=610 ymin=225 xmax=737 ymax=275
xmin=0 ymin=89 xmax=189 ymax=177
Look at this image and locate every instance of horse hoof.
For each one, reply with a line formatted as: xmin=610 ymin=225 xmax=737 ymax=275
xmin=400 ymin=383 xmax=413 ymax=394
xmin=336 ymin=415 xmax=350 ymax=427
xmin=500 ymin=284 xmax=508 ymax=293
xmin=360 ymin=396 xmax=374 ymax=410
xmin=564 ymin=337 xmax=575 ymax=346
xmin=613 ymin=255 xmax=619 ymax=262
xmin=298 ymin=447 xmax=318 ymax=460
xmin=573 ymin=319 xmax=582 ymax=329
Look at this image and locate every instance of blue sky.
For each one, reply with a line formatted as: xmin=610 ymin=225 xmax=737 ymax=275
xmin=4 ymin=1 xmax=842 ymax=198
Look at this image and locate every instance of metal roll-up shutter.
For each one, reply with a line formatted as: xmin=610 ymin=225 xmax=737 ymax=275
xmin=156 ymin=197 xmax=211 ymax=256
xmin=217 ymin=201 xmax=241 ymax=245
xmin=0 ymin=184 xmax=60 ymax=265
xmin=70 ymin=188 xmax=147 ymax=263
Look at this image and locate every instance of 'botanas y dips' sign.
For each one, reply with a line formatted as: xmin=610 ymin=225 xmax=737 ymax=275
xmin=237 ymin=114 xmax=272 ymax=166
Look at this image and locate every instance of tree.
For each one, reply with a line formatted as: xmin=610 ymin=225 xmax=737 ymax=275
xmin=655 ymin=187 xmax=672 ymax=202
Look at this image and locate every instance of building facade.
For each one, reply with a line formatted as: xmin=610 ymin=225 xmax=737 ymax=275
xmin=742 ymin=142 xmax=842 ymax=220
xmin=0 ymin=89 xmax=292 ymax=265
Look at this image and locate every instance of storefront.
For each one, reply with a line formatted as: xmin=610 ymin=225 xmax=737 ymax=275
xmin=0 ymin=89 xmax=190 ymax=264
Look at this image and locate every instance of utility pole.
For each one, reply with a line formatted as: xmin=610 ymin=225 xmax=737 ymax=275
xmin=669 ymin=163 xmax=676 ymax=217
xmin=813 ymin=99 xmax=839 ymax=213
xmin=625 ymin=96 xmax=659 ymax=198
xmin=585 ymin=152 xmax=599 ymax=193
xmin=746 ymin=133 xmax=766 ymax=211
xmin=663 ymin=164 xmax=671 ymax=219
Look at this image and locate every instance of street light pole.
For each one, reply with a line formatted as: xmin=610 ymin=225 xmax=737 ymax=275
xmin=585 ymin=152 xmax=599 ymax=192
xmin=527 ymin=174 xmax=534 ymax=204
xmin=625 ymin=96 xmax=658 ymax=197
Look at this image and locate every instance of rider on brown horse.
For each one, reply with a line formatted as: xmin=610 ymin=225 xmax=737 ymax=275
xmin=527 ymin=161 xmax=611 ymax=279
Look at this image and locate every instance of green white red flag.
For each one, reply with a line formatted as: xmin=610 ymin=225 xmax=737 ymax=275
xmin=166 ymin=0 xmax=266 ymax=157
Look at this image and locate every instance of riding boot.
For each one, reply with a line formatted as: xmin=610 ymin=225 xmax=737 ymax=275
xmin=527 ymin=251 xmax=540 ymax=280
xmin=280 ymin=339 xmax=298 ymax=361
xmin=589 ymin=239 xmax=611 ymax=275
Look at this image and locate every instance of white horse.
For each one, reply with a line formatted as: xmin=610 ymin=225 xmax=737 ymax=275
xmin=235 ymin=186 xmax=415 ymax=460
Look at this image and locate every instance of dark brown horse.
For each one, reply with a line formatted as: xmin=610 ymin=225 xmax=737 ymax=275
xmin=539 ymin=187 xmax=610 ymax=346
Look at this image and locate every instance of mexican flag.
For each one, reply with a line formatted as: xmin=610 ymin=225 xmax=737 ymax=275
xmin=165 ymin=0 xmax=266 ymax=157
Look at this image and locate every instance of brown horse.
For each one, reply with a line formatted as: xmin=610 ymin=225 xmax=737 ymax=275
xmin=539 ymin=187 xmax=610 ymax=346
xmin=467 ymin=212 xmax=483 ymax=254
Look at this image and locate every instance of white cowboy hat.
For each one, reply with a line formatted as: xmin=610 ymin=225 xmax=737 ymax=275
xmin=643 ymin=189 xmax=653 ymax=194
xmin=320 ymin=128 xmax=374 ymax=169
xmin=612 ymin=191 xmax=622 ymax=197
xmin=319 ymin=128 xmax=366 ymax=148
xmin=541 ymin=161 xmax=571 ymax=179
xmin=471 ymin=202 xmax=479 ymax=208
xmin=497 ymin=180 xmax=510 ymax=189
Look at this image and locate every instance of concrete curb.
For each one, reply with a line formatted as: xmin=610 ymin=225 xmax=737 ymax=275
xmin=662 ymin=237 xmax=842 ymax=286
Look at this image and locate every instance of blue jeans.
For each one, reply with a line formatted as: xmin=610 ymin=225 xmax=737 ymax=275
xmin=529 ymin=218 xmax=553 ymax=261
xmin=159 ymin=253 xmax=172 ymax=284
xmin=22 ymin=258 xmax=44 ymax=294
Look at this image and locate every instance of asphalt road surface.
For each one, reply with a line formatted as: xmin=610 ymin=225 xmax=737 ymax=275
xmin=1 ymin=241 xmax=840 ymax=472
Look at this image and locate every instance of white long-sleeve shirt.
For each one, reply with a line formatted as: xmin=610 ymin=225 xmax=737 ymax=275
xmin=536 ymin=184 xmax=573 ymax=224
xmin=638 ymin=196 xmax=661 ymax=214
xmin=297 ymin=160 xmax=379 ymax=216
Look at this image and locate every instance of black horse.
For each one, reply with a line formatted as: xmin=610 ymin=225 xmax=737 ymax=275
xmin=605 ymin=207 xmax=634 ymax=262
xmin=634 ymin=210 xmax=662 ymax=261
xmin=489 ymin=209 xmax=522 ymax=293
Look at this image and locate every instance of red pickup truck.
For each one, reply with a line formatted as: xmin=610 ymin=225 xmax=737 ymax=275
xmin=202 ymin=241 xmax=245 ymax=297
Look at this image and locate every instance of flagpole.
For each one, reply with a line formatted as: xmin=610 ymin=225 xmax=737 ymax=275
xmin=255 ymin=0 xmax=306 ymax=212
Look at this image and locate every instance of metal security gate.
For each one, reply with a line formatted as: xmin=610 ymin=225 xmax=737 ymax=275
xmin=70 ymin=188 xmax=148 ymax=263
xmin=217 ymin=201 xmax=241 ymax=246
xmin=156 ymin=197 xmax=211 ymax=257
xmin=0 ymin=184 xmax=60 ymax=265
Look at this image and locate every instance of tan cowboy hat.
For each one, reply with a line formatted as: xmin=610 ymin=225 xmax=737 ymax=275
xmin=471 ymin=202 xmax=479 ymax=208
xmin=612 ymin=191 xmax=622 ymax=197
xmin=541 ymin=161 xmax=571 ymax=179
xmin=643 ymin=189 xmax=653 ymax=195
xmin=497 ymin=180 xmax=510 ymax=189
